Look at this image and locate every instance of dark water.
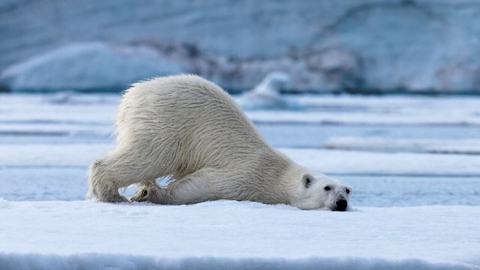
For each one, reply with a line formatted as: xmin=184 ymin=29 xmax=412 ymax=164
xmin=1 ymin=167 xmax=479 ymax=207
xmin=1 ymin=123 xmax=479 ymax=148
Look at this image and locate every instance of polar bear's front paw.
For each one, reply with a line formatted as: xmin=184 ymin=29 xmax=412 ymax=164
xmin=130 ymin=187 xmax=150 ymax=202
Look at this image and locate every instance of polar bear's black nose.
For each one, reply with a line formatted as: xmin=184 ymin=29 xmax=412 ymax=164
xmin=335 ymin=199 xmax=348 ymax=211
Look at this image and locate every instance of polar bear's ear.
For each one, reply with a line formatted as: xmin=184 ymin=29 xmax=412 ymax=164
xmin=303 ymin=175 xmax=313 ymax=188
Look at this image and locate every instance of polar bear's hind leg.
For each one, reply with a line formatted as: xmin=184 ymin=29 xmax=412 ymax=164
xmin=87 ymin=148 xmax=167 ymax=202
xmin=87 ymin=158 xmax=128 ymax=202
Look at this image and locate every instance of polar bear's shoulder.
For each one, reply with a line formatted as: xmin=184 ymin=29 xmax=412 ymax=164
xmin=131 ymin=74 xmax=223 ymax=95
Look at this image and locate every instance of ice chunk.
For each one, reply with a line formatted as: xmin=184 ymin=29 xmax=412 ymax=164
xmin=0 ymin=42 xmax=189 ymax=92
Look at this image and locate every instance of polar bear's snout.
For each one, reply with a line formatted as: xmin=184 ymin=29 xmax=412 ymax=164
xmin=334 ymin=197 xmax=348 ymax=211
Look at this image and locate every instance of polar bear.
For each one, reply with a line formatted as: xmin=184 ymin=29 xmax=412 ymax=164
xmin=87 ymin=75 xmax=351 ymax=210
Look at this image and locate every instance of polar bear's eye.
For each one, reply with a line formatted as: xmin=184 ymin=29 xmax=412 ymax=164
xmin=324 ymin=186 xmax=331 ymax=191
xmin=346 ymin=188 xmax=351 ymax=194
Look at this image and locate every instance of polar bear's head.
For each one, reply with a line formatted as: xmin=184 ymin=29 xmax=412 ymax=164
xmin=286 ymin=165 xmax=352 ymax=210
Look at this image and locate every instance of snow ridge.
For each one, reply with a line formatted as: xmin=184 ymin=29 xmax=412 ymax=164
xmin=0 ymin=254 xmax=478 ymax=270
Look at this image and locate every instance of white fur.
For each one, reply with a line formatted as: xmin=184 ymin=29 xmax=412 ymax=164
xmin=87 ymin=74 xmax=351 ymax=210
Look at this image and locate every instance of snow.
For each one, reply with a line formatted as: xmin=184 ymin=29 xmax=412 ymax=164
xmin=0 ymin=201 xmax=479 ymax=270
xmin=1 ymin=93 xmax=480 ymax=269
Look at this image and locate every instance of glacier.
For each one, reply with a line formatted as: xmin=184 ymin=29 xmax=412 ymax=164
xmin=2 ymin=0 xmax=480 ymax=93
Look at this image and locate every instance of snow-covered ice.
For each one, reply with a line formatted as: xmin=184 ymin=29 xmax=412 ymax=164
xmin=0 ymin=201 xmax=479 ymax=270
xmin=325 ymin=137 xmax=480 ymax=155
xmin=0 ymin=93 xmax=479 ymax=269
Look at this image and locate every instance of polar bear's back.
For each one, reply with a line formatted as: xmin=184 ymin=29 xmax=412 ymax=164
xmin=116 ymin=75 xmax=267 ymax=173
